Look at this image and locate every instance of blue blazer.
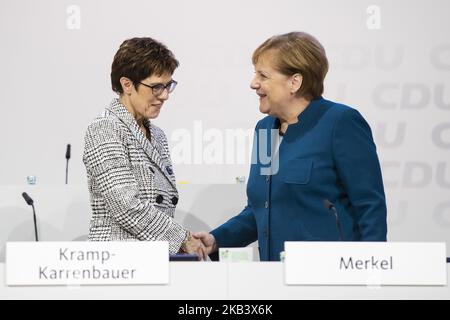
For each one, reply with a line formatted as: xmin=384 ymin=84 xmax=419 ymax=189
xmin=211 ymin=97 xmax=387 ymax=261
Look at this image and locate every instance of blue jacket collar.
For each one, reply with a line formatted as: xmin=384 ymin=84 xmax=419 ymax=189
xmin=270 ymin=96 xmax=325 ymax=141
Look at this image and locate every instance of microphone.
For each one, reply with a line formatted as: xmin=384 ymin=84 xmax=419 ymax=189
xmin=323 ymin=199 xmax=344 ymax=241
xmin=22 ymin=192 xmax=38 ymax=241
xmin=65 ymin=144 xmax=71 ymax=184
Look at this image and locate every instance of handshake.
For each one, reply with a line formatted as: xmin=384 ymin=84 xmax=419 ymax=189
xmin=179 ymin=231 xmax=218 ymax=261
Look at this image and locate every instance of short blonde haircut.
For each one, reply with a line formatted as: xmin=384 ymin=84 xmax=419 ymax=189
xmin=252 ymin=32 xmax=328 ymax=100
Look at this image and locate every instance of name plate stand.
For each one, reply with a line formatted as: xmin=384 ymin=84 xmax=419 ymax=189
xmin=6 ymin=241 xmax=169 ymax=285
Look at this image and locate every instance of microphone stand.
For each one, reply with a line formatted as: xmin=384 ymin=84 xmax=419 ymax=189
xmin=22 ymin=192 xmax=39 ymax=241
xmin=324 ymin=199 xmax=344 ymax=241
xmin=31 ymin=203 xmax=38 ymax=241
xmin=65 ymin=158 xmax=69 ymax=185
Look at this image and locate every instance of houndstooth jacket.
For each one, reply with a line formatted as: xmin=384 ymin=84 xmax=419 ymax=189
xmin=83 ymin=98 xmax=188 ymax=253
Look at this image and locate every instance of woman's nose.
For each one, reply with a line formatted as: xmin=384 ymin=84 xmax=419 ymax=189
xmin=250 ymin=77 xmax=259 ymax=90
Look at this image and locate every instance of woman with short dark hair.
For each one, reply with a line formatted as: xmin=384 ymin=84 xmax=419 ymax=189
xmin=83 ymin=37 xmax=205 ymax=259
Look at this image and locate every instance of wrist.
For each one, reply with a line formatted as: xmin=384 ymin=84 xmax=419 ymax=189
xmin=210 ymin=234 xmax=218 ymax=253
xmin=180 ymin=231 xmax=191 ymax=253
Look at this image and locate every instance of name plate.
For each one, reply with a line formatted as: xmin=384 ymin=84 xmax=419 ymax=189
xmin=285 ymin=242 xmax=447 ymax=285
xmin=6 ymin=241 xmax=169 ymax=286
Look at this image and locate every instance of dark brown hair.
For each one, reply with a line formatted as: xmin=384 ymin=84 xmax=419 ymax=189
xmin=111 ymin=37 xmax=179 ymax=94
xmin=252 ymin=32 xmax=328 ymax=100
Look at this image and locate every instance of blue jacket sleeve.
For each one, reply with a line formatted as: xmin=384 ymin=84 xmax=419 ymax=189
xmin=333 ymin=108 xmax=387 ymax=240
xmin=210 ymin=203 xmax=258 ymax=249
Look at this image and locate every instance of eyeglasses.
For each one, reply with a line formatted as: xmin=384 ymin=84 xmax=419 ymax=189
xmin=138 ymin=80 xmax=178 ymax=96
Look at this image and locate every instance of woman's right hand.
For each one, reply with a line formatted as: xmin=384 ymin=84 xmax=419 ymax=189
xmin=192 ymin=231 xmax=217 ymax=256
xmin=180 ymin=232 xmax=207 ymax=261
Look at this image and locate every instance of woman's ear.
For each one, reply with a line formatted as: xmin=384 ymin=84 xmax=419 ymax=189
xmin=120 ymin=77 xmax=134 ymax=95
xmin=290 ymin=73 xmax=303 ymax=94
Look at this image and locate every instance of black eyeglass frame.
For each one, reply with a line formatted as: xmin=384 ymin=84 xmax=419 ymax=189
xmin=138 ymin=80 xmax=178 ymax=96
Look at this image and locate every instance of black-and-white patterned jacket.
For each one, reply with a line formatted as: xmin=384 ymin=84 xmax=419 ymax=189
xmin=83 ymin=98 xmax=187 ymax=253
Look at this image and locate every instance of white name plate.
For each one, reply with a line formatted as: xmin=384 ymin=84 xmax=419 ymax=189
xmin=285 ymin=242 xmax=447 ymax=285
xmin=6 ymin=241 xmax=169 ymax=286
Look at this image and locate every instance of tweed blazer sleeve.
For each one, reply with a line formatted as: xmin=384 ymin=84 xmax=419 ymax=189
xmin=83 ymin=117 xmax=188 ymax=253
